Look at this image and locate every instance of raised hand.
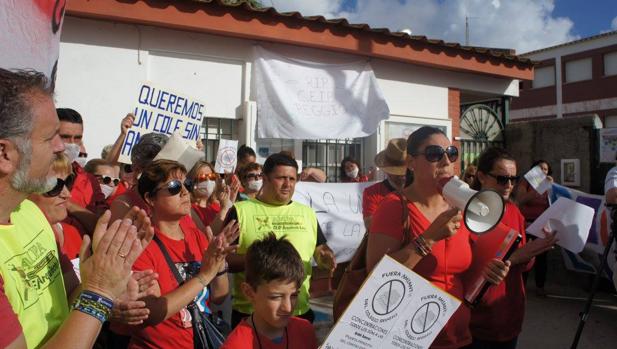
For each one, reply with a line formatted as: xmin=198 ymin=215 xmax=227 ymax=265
xmin=111 ymin=270 xmax=159 ymax=325
xmin=423 ymin=208 xmax=462 ymax=243
xmin=80 ymin=211 xmax=144 ymax=300
xmin=199 ymin=233 xmax=238 ymax=281
xmin=121 ymin=113 xmax=135 ymax=135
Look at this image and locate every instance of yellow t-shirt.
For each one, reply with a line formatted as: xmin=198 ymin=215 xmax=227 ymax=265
xmin=232 ymin=199 xmax=317 ymax=315
xmin=0 ymin=200 xmax=68 ymax=348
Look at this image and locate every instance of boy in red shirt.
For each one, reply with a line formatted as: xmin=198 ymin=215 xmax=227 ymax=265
xmin=222 ymin=233 xmax=318 ymax=349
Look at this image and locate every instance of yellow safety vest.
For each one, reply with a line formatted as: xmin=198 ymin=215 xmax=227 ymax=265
xmin=0 ymin=200 xmax=68 ymax=348
xmin=232 ymin=198 xmax=318 ymax=315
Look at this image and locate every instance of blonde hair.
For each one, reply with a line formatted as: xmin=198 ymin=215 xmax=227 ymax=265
xmin=52 ymin=153 xmax=73 ymax=177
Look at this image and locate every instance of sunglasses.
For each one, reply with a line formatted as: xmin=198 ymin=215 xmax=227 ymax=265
xmin=412 ymin=145 xmax=459 ymax=163
xmin=95 ymin=175 xmax=120 ymax=186
xmin=196 ymin=172 xmax=217 ymax=182
xmin=44 ymin=175 xmax=75 ymax=197
xmin=245 ymin=173 xmax=263 ymax=180
xmin=150 ymin=179 xmax=193 ymax=196
xmin=487 ymin=173 xmax=520 ymax=185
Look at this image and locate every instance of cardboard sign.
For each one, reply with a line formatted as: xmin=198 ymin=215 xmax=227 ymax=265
xmin=293 ymin=182 xmax=374 ymax=263
xmin=119 ymin=83 xmax=204 ymax=164
xmin=214 ymin=139 xmax=238 ymax=174
xmin=322 ymin=255 xmax=461 ymax=349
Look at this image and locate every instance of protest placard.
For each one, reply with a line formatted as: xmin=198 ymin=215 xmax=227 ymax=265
xmin=214 ymin=139 xmax=238 ymax=174
xmin=119 ymin=82 xmax=204 ymax=164
xmin=322 ymin=255 xmax=461 ymax=349
xmin=293 ymin=182 xmax=374 ymax=263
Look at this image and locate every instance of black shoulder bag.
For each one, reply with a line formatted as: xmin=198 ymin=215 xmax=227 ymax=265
xmin=152 ymin=235 xmax=228 ymax=349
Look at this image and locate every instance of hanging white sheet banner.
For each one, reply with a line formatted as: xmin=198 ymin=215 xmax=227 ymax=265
xmin=253 ymin=46 xmax=390 ymax=139
xmin=0 ymin=0 xmax=66 ymax=82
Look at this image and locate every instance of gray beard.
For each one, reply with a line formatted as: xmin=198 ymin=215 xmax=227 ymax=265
xmin=9 ymin=140 xmax=56 ymax=194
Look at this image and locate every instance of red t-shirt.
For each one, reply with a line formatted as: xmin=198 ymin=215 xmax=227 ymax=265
xmin=362 ymin=180 xmax=395 ymax=218
xmin=370 ymin=193 xmax=472 ymax=349
xmin=0 ymin=276 xmax=23 ymax=347
xmin=70 ymin=162 xmax=108 ymax=212
xmin=221 ymin=317 xmax=317 ymax=349
xmin=128 ymin=218 xmax=210 ymax=349
xmin=107 ymin=181 xmax=129 ymax=206
xmin=191 ymin=202 xmax=221 ymax=227
xmin=58 ymin=222 xmax=84 ymax=260
xmin=342 ymin=175 xmax=369 ymax=183
xmin=469 ymin=201 xmax=529 ymax=342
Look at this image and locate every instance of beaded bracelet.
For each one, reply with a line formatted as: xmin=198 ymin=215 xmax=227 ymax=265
xmin=72 ymin=290 xmax=114 ymax=323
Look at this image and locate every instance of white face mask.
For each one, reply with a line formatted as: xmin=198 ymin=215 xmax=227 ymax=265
xmin=195 ymin=180 xmax=216 ymax=197
xmin=345 ymin=167 xmax=359 ymax=179
xmin=247 ymin=179 xmax=263 ymax=192
xmin=64 ymin=143 xmax=80 ymax=163
xmin=75 ymin=157 xmax=88 ymax=168
xmin=100 ymin=184 xmax=115 ymax=199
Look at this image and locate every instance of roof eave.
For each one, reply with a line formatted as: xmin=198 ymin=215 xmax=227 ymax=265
xmin=65 ymin=0 xmax=534 ymax=80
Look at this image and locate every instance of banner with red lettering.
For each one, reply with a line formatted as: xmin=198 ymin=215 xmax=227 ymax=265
xmin=0 ymin=0 xmax=66 ymax=83
xmin=253 ymin=46 xmax=389 ymax=139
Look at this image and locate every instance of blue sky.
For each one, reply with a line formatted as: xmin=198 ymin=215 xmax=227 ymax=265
xmin=270 ymin=0 xmax=617 ymax=53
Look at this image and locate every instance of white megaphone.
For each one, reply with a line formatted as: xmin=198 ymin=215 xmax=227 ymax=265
xmin=438 ymin=176 xmax=505 ymax=234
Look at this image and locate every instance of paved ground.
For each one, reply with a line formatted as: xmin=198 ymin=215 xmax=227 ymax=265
xmin=311 ymin=248 xmax=617 ymax=348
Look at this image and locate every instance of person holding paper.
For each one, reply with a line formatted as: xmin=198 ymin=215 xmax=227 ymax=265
xmin=469 ymin=148 xmax=557 ymax=349
xmin=368 ymin=126 xmax=510 ymax=349
xmin=514 ymin=160 xmax=553 ymax=296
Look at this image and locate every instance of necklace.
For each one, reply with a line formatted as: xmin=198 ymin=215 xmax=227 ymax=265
xmin=250 ymin=314 xmax=288 ymax=349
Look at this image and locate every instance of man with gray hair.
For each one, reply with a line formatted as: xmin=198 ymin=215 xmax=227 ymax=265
xmin=0 ymin=68 xmax=149 ymax=348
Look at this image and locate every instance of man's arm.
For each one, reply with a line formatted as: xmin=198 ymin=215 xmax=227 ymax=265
xmin=105 ymin=114 xmax=134 ymax=165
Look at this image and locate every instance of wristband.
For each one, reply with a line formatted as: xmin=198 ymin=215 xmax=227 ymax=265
xmin=413 ymin=235 xmax=432 ymax=257
xmin=195 ymin=273 xmax=209 ymax=287
xmin=216 ymin=261 xmax=229 ymax=278
xmin=72 ymin=290 xmax=113 ymax=323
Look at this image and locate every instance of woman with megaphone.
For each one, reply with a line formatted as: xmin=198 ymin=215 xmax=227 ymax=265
xmin=367 ymin=126 xmax=510 ymax=349
xmin=467 ymin=148 xmax=557 ymax=349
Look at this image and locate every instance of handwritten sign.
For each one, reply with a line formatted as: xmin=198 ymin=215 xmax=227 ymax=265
xmin=214 ymin=139 xmax=238 ymax=174
xmin=524 ymin=165 xmax=551 ymax=194
xmin=119 ymin=82 xmax=204 ymax=164
xmin=254 ymin=46 xmax=389 ymax=139
xmin=322 ymin=255 xmax=461 ymax=349
xmin=293 ymin=182 xmax=374 ymax=263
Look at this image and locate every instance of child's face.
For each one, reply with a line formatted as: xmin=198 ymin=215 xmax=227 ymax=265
xmin=246 ymin=279 xmax=299 ymax=329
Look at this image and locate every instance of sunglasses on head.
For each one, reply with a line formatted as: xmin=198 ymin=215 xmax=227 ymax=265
xmin=44 ymin=175 xmax=75 ymax=197
xmin=95 ymin=175 xmax=119 ymax=186
xmin=487 ymin=173 xmax=520 ymax=185
xmin=196 ymin=172 xmax=217 ymax=182
xmin=150 ymin=179 xmax=193 ymax=196
xmin=245 ymin=173 xmax=263 ymax=180
xmin=412 ymin=145 xmax=459 ymax=163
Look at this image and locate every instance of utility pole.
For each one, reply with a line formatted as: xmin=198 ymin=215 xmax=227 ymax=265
xmin=465 ymin=16 xmax=479 ymax=46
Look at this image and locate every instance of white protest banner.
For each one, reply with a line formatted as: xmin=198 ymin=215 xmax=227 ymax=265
xmin=214 ymin=139 xmax=238 ymax=174
xmin=524 ymin=165 xmax=551 ymax=194
xmin=526 ymin=197 xmax=594 ymax=253
xmin=253 ymin=46 xmax=389 ymax=139
xmin=293 ymin=182 xmax=374 ymax=263
xmin=322 ymin=255 xmax=461 ymax=349
xmin=0 ymin=0 xmax=66 ymax=81
xmin=119 ymin=83 xmax=204 ymax=164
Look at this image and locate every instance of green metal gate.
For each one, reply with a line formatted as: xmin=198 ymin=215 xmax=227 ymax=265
xmin=459 ymin=101 xmax=506 ymax=171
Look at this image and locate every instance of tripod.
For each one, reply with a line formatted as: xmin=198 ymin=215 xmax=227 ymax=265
xmin=570 ymin=204 xmax=617 ymax=349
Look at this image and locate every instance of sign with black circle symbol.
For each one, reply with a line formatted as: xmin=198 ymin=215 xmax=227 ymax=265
xmin=371 ymin=279 xmax=406 ymax=315
xmin=411 ymin=301 xmax=441 ymax=334
xmin=220 ymin=148 xmax=235 ymax=167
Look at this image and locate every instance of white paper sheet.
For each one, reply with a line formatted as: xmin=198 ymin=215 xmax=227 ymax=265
xmin=526 ymin=197 xmax=594 ymax=253
xmin=524 ymin=165 xmax=551 ymax=194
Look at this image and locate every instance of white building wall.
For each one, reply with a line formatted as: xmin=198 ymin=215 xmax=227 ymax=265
xmin=56 ymin=16 xmax=517 ymax=164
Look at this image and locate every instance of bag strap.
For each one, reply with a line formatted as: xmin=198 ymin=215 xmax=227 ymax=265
xmin=397 ymin=192 xmax=412 ymax=246
xmin=153 ymin=235 xmax=185 ymax=286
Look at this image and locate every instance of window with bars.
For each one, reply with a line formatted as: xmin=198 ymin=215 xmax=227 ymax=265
xmin=302 ymin=138 xmax=364 ymax=182
xmin=201 ymin=117 xmax=238 ymax=163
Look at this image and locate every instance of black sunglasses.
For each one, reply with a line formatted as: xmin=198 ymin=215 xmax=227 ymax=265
xmin=487 ymin=173 xmax=520 ymax=185
xmin=412 ymin=145 xmax=459 ymax=163
xmin=95 ymin=175 xmax=120 ymax=186
xmin=44 ymin=175 xmax=75 ymax=197
xmin=150 ymin=179 xmax=193 ymax=196
xmin=245 ymin=173 xmax=263 ymax=180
